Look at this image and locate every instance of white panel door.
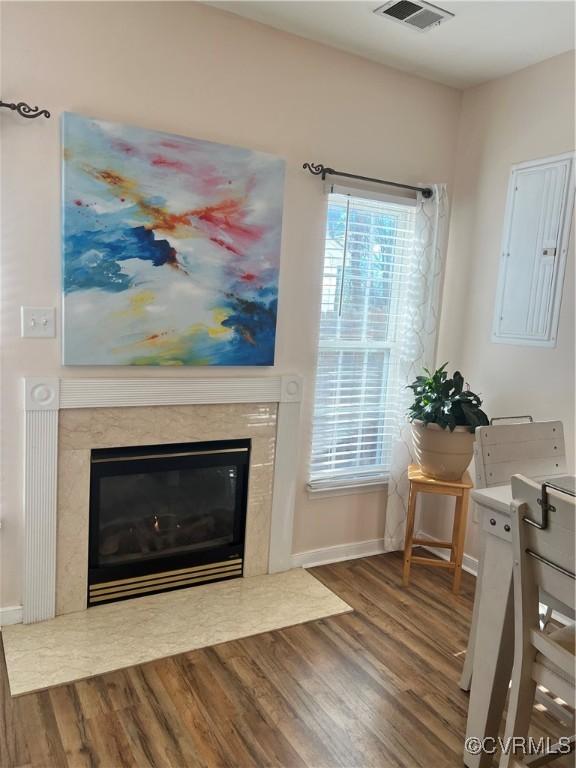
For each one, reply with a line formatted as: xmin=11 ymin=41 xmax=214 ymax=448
xmin=492 ymin=153 xmax=574 ymax=347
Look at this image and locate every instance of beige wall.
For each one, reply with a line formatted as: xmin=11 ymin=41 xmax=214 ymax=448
xmin=0 ymin=1 xmax=462 ymax=607
xmin=421 ymin=52 xmax=576 ymax=559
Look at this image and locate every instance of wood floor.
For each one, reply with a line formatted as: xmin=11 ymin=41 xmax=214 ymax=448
xmin=0 ymin=551 xmax=570 ymax=768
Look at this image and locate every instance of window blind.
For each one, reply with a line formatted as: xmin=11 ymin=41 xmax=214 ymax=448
xmin=309 ymin=192 xmax=417 ymax=489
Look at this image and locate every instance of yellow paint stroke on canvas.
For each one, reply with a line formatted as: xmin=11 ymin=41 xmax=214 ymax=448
xmin=115 ymin=330 xmax=188 ymax=365
xmin=208 ymin=308 xmax=232 ymax=337
xmin=186 ymin=308 xmax=233 ymax=339
xmin=130 ymin=332 xmax=209 ymax=366
xmin=114 ymin=290 xmax=156 ymax=320
xmin=113 ymin=307 xmax=232 ymax=365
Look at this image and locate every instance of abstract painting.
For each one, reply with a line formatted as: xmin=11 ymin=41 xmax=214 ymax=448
xmin=62 ymin=113 xmax=285 ymax=365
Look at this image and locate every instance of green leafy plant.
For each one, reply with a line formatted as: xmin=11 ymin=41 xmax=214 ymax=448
xmin=407 ymin=363 xmax=489 ymax=432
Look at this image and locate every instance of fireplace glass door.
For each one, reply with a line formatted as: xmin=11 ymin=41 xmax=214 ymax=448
xmin=88 ymin=439 xmax=249 ymax=605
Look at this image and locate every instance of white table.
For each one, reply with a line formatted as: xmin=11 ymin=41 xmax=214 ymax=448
xmin=461 ymin=484 xmax=516 ymax=768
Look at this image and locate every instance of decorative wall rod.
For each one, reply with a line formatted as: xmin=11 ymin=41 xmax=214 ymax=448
xmin=0 ymin=100 xmax=51 ymax=119
xmin=303 ymin=162 xmax=433 ymax=199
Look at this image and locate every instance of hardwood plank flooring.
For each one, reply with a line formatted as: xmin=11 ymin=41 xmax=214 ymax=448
xmin=0 ymin=552 xmax=571 ymax=768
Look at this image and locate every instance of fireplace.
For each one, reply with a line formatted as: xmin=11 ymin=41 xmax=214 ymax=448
xmin=87 ymin=438 xmax=250 ymax=606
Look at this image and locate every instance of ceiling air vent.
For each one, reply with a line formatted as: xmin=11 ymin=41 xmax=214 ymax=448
xmin=373 ymin=0 xmax=454 ymax=32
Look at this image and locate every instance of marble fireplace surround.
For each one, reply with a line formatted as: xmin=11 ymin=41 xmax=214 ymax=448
xmin=23 ymin=375 xmax=302 ymax=624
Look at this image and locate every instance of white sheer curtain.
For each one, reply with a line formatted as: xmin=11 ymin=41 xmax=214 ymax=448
xmin=383 ymin=184 xmax=449 ymax=550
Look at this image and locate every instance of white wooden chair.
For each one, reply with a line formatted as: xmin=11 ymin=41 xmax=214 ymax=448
xmin=460 ymin=418 xmax=569 ymax=696
xmin=499 ymin=475 xmax=575 ymax=768
xmin=473 ymin=418 xmax=567 ymax=490
xmin=475 ymin=420 xmax=569 ymax=632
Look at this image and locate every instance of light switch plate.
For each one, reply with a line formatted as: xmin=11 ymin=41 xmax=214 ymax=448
xmin=20 ymin=307 xmax=56 ymax=338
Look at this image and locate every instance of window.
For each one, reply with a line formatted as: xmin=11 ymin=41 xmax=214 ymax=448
xmin=309 ymin=190 xmax=417 ymax=490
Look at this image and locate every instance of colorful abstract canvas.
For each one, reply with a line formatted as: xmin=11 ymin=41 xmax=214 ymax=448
xmin=62 ymin=113 xmax=284 ymax=365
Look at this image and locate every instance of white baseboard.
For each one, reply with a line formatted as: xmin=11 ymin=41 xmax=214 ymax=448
xmin=292 ymin=537 xmax=392 ymax=569
xmin=415 ymin=529 xmax=478 ymax=577
xmin=0 ymin=605 xmax=23 ymax=628
xmin=292 ymin=534 xmax=478 ymax=576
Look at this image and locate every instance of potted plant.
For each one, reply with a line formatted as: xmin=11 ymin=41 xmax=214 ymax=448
xmin=407 ymin=364 xmax=489 ymax=481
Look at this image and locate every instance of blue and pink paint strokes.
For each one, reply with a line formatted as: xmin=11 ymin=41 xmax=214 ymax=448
xmin=62 ymin=113 xmax=284 ymax=365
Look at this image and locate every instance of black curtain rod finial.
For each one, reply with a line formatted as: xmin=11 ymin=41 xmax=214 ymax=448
xmin=0 ymin=100 xmax=51 ymax=119
xmin=302 ymin=162 xmax=333 ymax=180
xmin=303 ymin=160 xmax=433 ymax=199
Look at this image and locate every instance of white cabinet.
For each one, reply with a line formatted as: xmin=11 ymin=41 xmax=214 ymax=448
xmin=492 ymin=153 xmax=574 ymax=347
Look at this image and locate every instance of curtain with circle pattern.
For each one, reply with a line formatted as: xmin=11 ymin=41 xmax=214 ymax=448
xmin=383 ymin=184 xmax=449 ymax=550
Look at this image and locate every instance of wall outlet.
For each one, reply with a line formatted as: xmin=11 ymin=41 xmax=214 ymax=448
xmin=20 ymin=307 xmax=56 ymax=338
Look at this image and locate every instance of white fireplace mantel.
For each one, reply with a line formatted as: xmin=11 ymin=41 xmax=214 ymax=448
xmin=23 ymin=374 xmax=303 ymax=624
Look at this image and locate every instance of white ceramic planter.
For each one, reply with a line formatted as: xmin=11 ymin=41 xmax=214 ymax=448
xmin=411 ymin=420 xmax=475 ymax=481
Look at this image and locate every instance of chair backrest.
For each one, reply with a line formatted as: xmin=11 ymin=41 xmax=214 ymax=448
xmin=511 ymin=475 xmax=575 ymax=695
xmin=511 ymin=474 xmax=575 ymax=614
xmin=474 ymin=420 xmax=566 ymax=489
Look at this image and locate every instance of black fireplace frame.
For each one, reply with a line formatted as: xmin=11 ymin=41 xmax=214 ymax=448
xmin=88 ymin=438 xmax=250 ymax=605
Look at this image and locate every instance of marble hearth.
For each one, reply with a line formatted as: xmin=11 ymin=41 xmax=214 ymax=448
xmin=3 ymin=569 xmax=352 ymax=696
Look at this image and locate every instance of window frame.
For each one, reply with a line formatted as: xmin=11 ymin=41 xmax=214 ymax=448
xmin=307 ymin=184 xmax=418 ymax=494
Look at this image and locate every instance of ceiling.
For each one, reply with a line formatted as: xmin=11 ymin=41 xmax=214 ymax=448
xmin=209 ymin=1 xmax=575 ymax=89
